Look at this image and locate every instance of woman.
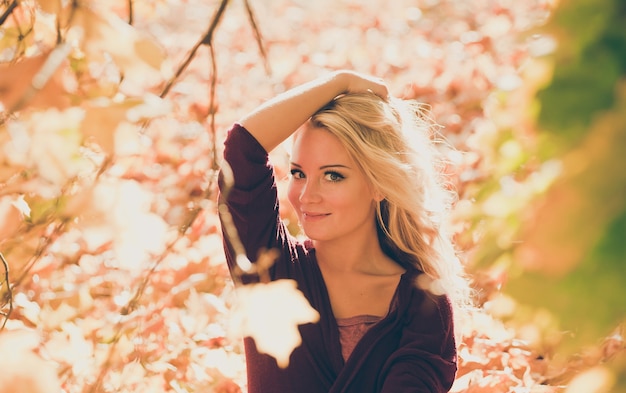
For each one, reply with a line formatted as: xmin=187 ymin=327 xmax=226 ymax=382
xmin=219 ymin=70 xmax=471 ymax=392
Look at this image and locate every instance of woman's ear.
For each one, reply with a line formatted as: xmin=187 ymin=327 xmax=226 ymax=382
xmin=374 ymin=190 xmax=385 ymax=202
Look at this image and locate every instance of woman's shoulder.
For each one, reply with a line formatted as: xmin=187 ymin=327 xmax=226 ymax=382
xmin=223 ymin=123 xmax=268 ymax=159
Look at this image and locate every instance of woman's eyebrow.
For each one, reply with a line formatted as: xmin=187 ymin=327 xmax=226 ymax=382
xmin=289 ymin=163 xmax=352 ymax=170
xmin=290 ymin=162 xmax=352 ymax=170
xmin=320 ymin=164 xmax=351 ymax=170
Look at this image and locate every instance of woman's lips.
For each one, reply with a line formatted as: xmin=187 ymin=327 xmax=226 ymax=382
xmin=302 ymin=212 xmax=330 ymax=221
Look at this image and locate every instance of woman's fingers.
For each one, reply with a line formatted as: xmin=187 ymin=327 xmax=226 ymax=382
xmin=339 ymin=70 xmax=390 ymax=99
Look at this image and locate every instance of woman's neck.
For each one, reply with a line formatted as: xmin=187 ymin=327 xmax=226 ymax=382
xmin=313 ymin=236 xmax=403 ymax=276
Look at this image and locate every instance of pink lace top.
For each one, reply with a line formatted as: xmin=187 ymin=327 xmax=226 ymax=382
xmin=336 ymin=315 xmax=383 ymax=362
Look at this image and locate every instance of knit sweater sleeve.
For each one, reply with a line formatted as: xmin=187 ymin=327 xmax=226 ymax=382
xmin=218 ymin=123 xmax=288 ymax=282
xmin=378 ymin=293 xmax=457 ymax=393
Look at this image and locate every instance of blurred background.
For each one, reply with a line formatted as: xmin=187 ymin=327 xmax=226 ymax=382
xmin=0 ymin=0 xmax=624 ymax=392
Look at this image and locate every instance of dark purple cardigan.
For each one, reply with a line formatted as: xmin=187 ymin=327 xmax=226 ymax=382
xmin=219 ymin=124 xmax=457 ymax=393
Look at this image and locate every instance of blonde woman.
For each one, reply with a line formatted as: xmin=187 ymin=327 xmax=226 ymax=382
xmin=219 ymin=70 xmax=471 ymax=392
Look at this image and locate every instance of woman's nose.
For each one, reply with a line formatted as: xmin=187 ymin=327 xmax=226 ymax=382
xmin=299 ymin=180 xmax=321 ymax=203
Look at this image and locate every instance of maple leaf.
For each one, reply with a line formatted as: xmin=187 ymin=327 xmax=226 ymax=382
xmin=227 ymin=279 xmax=320 ymax=368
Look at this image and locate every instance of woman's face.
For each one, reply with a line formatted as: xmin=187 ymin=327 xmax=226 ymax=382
xmin=287 ymin=122 xmax=379 ymax=244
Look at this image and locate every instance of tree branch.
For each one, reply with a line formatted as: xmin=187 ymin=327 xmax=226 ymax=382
xmin=0 ymin=0 xmax=18 ymax=27
xmin=208 ymin=43 xmax=219 ymax=170
xmin=159 ymin=0 xmax=230 ymax=98
xmin=0 ymin=252 xmax=13 ymax=330
xmin=243 ymin=0 xmax=270 ymax=74
xmin=128 ymin=0 xmax=134 ymax=25
xmin=201 ymin=0 xmax=230 ymax=45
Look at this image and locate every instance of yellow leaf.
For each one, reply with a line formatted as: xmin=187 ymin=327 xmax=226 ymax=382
xmin=82 ymin=95 xmax=168 ymax=155
xmin=125 ymin=94 xmax=171 ymax=122
xmin=35 ymin=0 xmax=62 ymax=14
xmin=227 ymin=280 xmax=320 ymax=368
xmin=26 ymin=107 xmax=92 ymax=185
xmin=82 ymin=102 xmax=132 ymax=154
xmin=70 ymin=7 xmax=165 ymax=79
xmin=135 ymin=36 xmax=167 ymax=71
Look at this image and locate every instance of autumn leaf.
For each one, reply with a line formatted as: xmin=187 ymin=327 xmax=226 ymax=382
xmin=0 ymin=49 xmax=71 ymax=111
xmin=227 ymin=279 xmax=320 ymax=368
xmin=0 ymin=195 xmax=30 ymax=242
xmin=69 ymin=6 xmax=166 ymax=82
xmin=81 ymin=95 xmax=170 ymax=155
xmin=81 ymin=102 xmax=132 ymax=155
xmin=34 ymin=0 xmax=60 ymax=14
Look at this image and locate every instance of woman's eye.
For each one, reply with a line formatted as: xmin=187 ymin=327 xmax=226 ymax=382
xmin=290 ymin=169 xmax=305 ymax=179
xmin=324 ymin=171 xmax=344 ymax=182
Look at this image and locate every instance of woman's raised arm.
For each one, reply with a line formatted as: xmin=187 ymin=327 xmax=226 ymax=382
xmin=239 ymin=70 xmax=389 ymax=152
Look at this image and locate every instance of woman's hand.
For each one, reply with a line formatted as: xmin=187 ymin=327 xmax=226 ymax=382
xmin=334 ymin=70 xmax=389 ymax=100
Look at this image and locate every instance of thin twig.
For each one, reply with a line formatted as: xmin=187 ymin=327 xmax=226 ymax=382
xmin=176 ymin=45 xmax=219 ymax=234
xmin=55 ymin=1 xmax=62 ymax=44
xmin=12 ymin=222 xmax=66 ymax=289
xmin=159 ymin=0 xmax=229 ymax=98
xmin=0 ymin=0 xmax=18 ymax=26
xmin=128 ymin=0 xmax=134 ymax=25
xmin=243 ymin=0 xmax=270 ymax=74
xmin=200 ymin=0 xmax=230 ymax=46
xmin=0 ymin=252 xmax=13 ymax=330
xmin=208 ymin=43 xmax=219 ymax=170
xmin=1 ymin=1 xmax=35 ymax=60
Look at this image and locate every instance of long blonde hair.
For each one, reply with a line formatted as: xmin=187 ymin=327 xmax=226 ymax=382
xmin=310 ymin=93 xmax=472 ymax=313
